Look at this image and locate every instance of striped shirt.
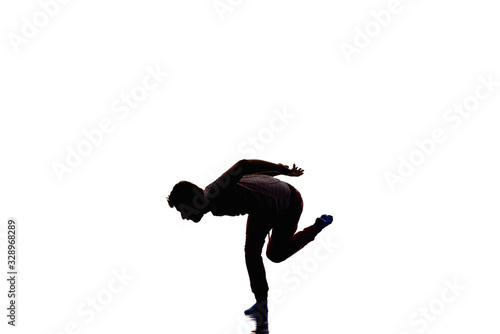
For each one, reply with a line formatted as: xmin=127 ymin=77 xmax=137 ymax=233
xmin=204 ymin=173 xmax=291 ymax=217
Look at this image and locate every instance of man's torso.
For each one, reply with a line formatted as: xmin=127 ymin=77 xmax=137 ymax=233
xmin=204 ymin=174 xmax=291 ymax=217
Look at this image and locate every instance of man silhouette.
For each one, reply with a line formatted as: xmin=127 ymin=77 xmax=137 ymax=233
xmin=167 ymin=159 xmax=333 ymax=318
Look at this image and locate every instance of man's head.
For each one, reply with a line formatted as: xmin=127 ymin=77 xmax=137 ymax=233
xmin=167 ymin=181 xmax=209 ymax=223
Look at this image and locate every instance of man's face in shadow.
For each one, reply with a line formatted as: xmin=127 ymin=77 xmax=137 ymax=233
xmin=176 ymin=203 xmax=204 ymax=223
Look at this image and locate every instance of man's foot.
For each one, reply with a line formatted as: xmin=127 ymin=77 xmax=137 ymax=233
xmin=245 ymin=302 xmax=268 ymax=328
xmin=244 ymin=300 xmax=268 ymax=315
xmin=314 ymin=214 xmax=333 ymax=231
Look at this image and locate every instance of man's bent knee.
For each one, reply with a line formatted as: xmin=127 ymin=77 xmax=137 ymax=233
xmin=266 ymin=249 xmax=286 ymax=263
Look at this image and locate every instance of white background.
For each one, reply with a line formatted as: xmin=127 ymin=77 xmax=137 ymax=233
xmin=1 ymin=0 xmax=500 ymax=333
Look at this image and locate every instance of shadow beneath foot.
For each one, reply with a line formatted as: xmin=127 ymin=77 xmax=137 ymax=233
xmin=246 ymin=314 xmax=269 ymax=334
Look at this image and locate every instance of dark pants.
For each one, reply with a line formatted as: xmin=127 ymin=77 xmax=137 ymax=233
xmin=244 ymin=184 xmax=320 ymax=302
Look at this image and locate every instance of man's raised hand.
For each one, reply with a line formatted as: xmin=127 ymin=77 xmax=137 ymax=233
xmin=282 ymin=163 xmax=304 ymax=177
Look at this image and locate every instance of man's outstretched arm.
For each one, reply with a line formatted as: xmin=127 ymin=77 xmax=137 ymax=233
xmin=241 ymin=159 xmax=304 ymax=177
xmin=215 ymin=160 xmax=303 ymax=191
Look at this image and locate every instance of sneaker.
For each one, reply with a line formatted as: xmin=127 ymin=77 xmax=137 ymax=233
xmin=244 ymin=301 xmax=268 ymax=315
xmin=314 ymin=214 xmax=333 ymax=231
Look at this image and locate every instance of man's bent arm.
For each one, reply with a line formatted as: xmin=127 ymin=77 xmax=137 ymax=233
xmin=221 ymin=159 xmax=286 ymax=182
xmin=248 ymin=160 xmax=304 ymax=177
xmin=241 ymin=159 xmax=289 ymax=176
xmin=219 ymin=160 xmax=301 ymax=189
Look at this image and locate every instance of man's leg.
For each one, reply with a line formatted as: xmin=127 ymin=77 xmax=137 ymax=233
xmin=244 ymin=213 xmax=272 ymax=311
xmin=266 ymin=184 xmax=326 ymax=263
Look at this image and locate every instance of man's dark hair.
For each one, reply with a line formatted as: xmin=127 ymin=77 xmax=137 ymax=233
xmin=167 ymin=181 xmax=201 ymax=208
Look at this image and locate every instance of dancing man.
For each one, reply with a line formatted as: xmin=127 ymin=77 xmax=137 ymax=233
xmin=167 ymin=159 xmax=333 ymax=318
